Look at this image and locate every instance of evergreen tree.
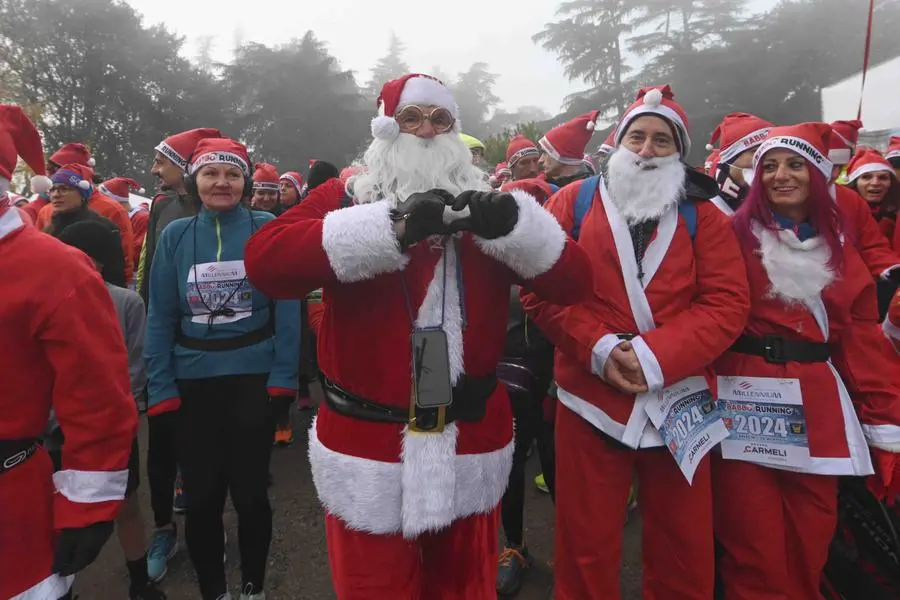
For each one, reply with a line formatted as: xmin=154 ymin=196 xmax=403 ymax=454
xmin=452 ymin=62 xmax=501 ymax=139
xmin=365 ymin=32 xmax=410 ymax=98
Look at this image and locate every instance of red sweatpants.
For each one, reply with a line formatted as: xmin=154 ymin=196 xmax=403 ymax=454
xmin=554 ymin=404 xmax=715 ymax=600
xmin=324 ymin=509 xmax=499 ymax=600
xmin=713 ymin=456 xmax=838 ymax=600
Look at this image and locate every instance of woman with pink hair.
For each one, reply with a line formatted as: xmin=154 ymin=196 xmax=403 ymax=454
xmin=714 ymin=122 xmax=900 ymax=598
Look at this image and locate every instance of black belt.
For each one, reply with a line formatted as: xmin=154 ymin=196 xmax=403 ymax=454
xmin=730 ymin=334 xmax=830 ymax=364
xmin=0 ymin=439 xmax=39 ymax=475
xmin=176 ymin=324 xmax=274 ymax=352
xmin=616 ymin=333 xmax=636 ymax=341
xmin=321 ymin=375 xmax=498 ymax=429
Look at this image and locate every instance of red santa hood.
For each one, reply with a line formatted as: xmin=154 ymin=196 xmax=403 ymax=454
xmin=99 ymin=177 xmax=144 ymax=203
xmin=706 ymin=112 xmax=772 ymax=165
xmin=538 ymin=110 xmax=601 ymax=166
xmin=50 ymin=142 xmax=95 ymax=169
xmin=0 ymin=104 xmax=51 ymax=198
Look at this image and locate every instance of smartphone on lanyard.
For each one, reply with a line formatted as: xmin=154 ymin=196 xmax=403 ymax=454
xmin=410 ymin=328 xmax=453 ymax=409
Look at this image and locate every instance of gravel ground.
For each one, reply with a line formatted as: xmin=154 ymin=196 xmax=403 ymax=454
xmin=74 ymin=395 xmax=643 ymax=600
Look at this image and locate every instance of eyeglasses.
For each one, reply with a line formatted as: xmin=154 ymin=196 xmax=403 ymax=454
xmin=395 ymin=105 xmax=455 ymax=134
xmin=49 ymin=184 xmax=77 ymax=195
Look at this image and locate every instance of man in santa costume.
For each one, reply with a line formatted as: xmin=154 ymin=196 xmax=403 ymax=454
xmin=506 ymin=134 xmax=542 ymax=181
xmin=101 ymin=177 xmax=149 ymax=268
xmin=705 ymin=112 xmax=773 ymax=216
xmin=538 ymin=111 xmax=601 ymax=189
xmin=522 ymin=84 xmax=751 ymax=600
xmin=0 ymin=105 xmax=138 ymax=599
xmin=251 ymin=162 xmax=282 ymax=214
xmin=244 ymin=73 xmax=592 ymax=599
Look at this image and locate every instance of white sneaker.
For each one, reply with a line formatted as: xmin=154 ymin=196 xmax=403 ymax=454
xmin=240 ymin=583 xmax=265 ymax=600
xmin=215 ymin=594 xmax=232 ymax=600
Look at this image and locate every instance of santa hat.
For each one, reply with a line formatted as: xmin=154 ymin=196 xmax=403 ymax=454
xmin=99 ymin=177 xmax=144 ymax=203
xmin=706 ymin=112 xmax=772 ymax=165
xmin=538 ymin=111 xmax=602 ymax=166
xmin=188 ymin=138 xmax=250 ymax=176
xmin=845 ymin=148 xmax=895 ymax=183
xmin=827 ymin=119 xmax=863 ymax=165
xmin=280 ymin=171 xmax=304 ymax=195
xmin=582 ymin=154 xmax=597 ymax=175
xmin=51 ymin=163 xmax=95 ymax=200
xmin=595 ymin=131 xmax=616 ymax=156
xmin=753 ymin=122 xmax=833 ymax=180
xmin=506 ymin=135 xmax=540 ymax=168
xmin=50 ymin=142 xmax=95 ymax=169
xmin=500 ymin=177 xmax=555 ymax=205
xmin=0 ymin=104 xmax=51 ymax=195
xmin=615 ymin=84 xmax=691 ymax=154
xmin=885 ymin=136 xmax=900 ymax=162
xmin=252 ymin=162 xmax=280 ymax=191
xmin=370 ymin=74 xmax=459 ymax=141
xmin=495 ymin=162 xmax=512 ymax=179
xmin=155 ymin=128 xmax=222 ymax=172
xmin=704 ymin=148 xmax=720 ymax=176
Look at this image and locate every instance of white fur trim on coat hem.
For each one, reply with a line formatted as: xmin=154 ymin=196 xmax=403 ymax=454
xmin=557 ymin=386 xmax=664 ymax=449
xmin=308 ymin=417 xmax=513 ymax=538
xmin=10 ymin=573 xmax=74 ymax=600
xmin=883 ymin=318 xmax=900 ymax=342
xmin=53 ymin=468 xmax=128 ymax=503
xmin=862 ymin=423 xmax=900 ymax=445
xmin=475 ymin=189 xmax=566 ymax=279
xmin=322 ymin=201 xmax=409 ymax=283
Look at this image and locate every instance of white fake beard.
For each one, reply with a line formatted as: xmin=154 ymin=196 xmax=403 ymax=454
xmin=606 ymin=147 xmax=686 ymax=224
xmin=350 ymin=132 xmax=490 ymax=206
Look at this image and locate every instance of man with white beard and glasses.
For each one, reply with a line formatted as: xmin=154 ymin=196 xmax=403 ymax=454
xmin=244 ymin=73 xmax=592 ymax=599
xmin=522 ymin=85 xmax=751 ymax=600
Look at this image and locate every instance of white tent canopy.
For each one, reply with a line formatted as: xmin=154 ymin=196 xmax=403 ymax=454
xmin=821 ymin=55 xmax=900 ymax=131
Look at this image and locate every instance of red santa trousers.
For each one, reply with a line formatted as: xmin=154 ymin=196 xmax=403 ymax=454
xmin=324 ymin=508 xmax=499 ymax=600
xmin=713 ymin=455 xmax=838 ymax=600
xmin=554 ymin=403 xmax=715 ymax=600
xmin=0 ymin=451 xmax=68 ymax=599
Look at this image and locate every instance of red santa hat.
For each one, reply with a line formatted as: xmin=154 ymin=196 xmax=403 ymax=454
xmin=280 ymin=170 xmax=304 ymax=194
xmin=339 ymin=165 xmax=363 ymax=184
xmin=99 ymin=177 xmax=144 ymax=203
xmin=827 ymin=119 xmax=863 ymax=165
xmin=595 ymin=131 xmax=616 ymax=156
xmin=753 ymin=122 xmax=833 ymax=180
xmin=538 ymin=111 xmax=602 ymax=166
xmin=51 ymin=163 xmax=95 ymax=200
xmin=500 ymin=177 xmax=555 ymax=205
xmin=706 ymin=112 xmax=772 ymax=165
xmin=885 ymin=136 xmax=900 ymax=162
xmin=370 ymin=73 xmax=459 ymax=141
xmin=155 ymin=128 xmax=223 ymax=172
xmin=495 ymin=162 xmax=511 ymax=178
xmin=252 ymin=162 xmax=280 ymax=191
xmin=614 ymin=84 xmax=691 ymax=154
xmin=506 ymin=135 xmax=540 ymax=168
xmin=845 ymin=148 xmax=895 ymax=184
xmin=0 ymin=104 xmax=51 ymax=195
xmin=188 ymin=138 xmax=250 ymax=176
xmin=49 ymin=142 xmax=95 ymax=169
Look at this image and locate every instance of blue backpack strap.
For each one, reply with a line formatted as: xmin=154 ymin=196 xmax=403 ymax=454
xmin=571 ymin=175 xmax=599 ymax=241
xmin=677 ymin=201 xmax=698 ymax=240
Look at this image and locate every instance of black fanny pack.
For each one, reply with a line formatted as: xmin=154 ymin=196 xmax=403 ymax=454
xmin=730 ymin=334 xmax=830 ymax=364
xmin=0 ymin=439 xmax=39 ymax=475
xmin=321 ymin=374 xmax=497 ymax=427
xmin=176 ymin=323 xmax=274 ymax=352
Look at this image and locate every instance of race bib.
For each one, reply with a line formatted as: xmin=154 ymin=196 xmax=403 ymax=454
xmin=644 ymin=376 xmax=729 ymax=484
xmin=718 ymin=376 xmax=809 ymax=469
xmin=186 ymin=260 xmax=253 ymax=324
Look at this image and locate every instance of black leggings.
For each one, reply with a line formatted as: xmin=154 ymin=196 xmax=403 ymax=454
xmin=147 ymin=409 xmax=179 ymax=528
xmin=176 ymin=374 xmax=275 ymax=600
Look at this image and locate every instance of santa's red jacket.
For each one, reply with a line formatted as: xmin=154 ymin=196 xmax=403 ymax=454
xmin=246 ymin=179 xmax=591 ymax=538
xmin=0 ymin=208 xmax=137 ymax=599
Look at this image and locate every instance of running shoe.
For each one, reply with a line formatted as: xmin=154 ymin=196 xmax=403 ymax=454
xmin=172 ymin=475 xmax=187 ymax=514
xmin=534 ymin=473 xmax=549 ymax=494
xmin=147 ymin=527 xmax=178 ymax=582
xmin=273 ymin=423 xmax=294 ymax=446
xmin=496 ymin=543 xmax=532 ymax=596
xmin=239 ymin=583 xmax=266 ymax=600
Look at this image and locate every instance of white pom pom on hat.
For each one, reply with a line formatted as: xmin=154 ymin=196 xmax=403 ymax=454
xmin=705 ymin=143 xmax=715 ymax=151
xmin=586 ymin=121 xmax=595 ymax=131
xmin=87 ymin=157 xmax=96 ymax=167
xmin=643 ymin=88 xmax=663 ymax=108
xmin=30 ymin=174 xmax=52 ymax=195
xmin=77 ymin=180 xmax=91 ymax=190
xmin=139 ymin=187 xmax=146 ymax=194
xmin=371 ymin=115 xmax=400 ymax=141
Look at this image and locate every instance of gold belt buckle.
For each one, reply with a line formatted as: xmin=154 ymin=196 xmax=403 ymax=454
xmin=408 ymin=386 xmax=447 ymax=433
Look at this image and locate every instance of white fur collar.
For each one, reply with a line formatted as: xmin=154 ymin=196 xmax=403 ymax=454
xmin=755 ymin=224 xmax=835 ymax=304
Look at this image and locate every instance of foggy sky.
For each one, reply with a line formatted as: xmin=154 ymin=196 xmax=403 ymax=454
xmin=125 ymin=0 xmax=778 ymax=115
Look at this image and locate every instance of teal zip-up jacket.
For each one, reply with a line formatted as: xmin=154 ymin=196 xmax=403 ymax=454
xmin=144 ymin=204 xmax=300 ymax=413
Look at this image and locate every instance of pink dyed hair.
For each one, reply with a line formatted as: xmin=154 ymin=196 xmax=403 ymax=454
xmin=732 ymin=158 xmax=846 ymax=273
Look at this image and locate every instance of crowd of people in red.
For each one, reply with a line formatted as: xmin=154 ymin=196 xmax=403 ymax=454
xmin=2 ymin=69 xmax=900 ymax=600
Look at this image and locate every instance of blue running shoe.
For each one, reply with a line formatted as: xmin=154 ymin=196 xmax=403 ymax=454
xmin=147 ymin=527 xmax=178 ymax=583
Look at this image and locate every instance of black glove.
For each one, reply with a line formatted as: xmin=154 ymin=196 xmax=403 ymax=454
xmin=390 ymin=189 xmax=455 ymax=248
xmin=53 ymin=520 xmax=115 ymax=576
xmin=448 ymin=191 xmax=519 ymax=239
xmin=887 ymin=267 xmax=900 ymax=285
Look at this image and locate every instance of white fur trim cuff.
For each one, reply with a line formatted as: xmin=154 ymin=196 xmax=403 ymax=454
xmin=868 ymin=440 xmax=900 ymax=452
xmin=862 ymin=424 xmax=900 ymax=445
xmin=322 ymin=201 xmax=409 ymax=283
xmin=308 ymin=418 xmax=513 ymax=538
xmin=475 ymin=189 xmax=567 ymax=279
xmin=880 ymin=265 xmax=900 ymax=281
xmin=52 ymin=469 xmax=129 ymax=504
xmin=883 ymin=317 xmax=900 ymax=342
xmin=631 ymin=335 xmax=665 ymax=393
xmin=591 ymin=333 xmax=624 ymax=378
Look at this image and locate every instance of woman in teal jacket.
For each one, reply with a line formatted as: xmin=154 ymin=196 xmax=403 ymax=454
xmin=144 ymin=137 xmax=299 ymax=600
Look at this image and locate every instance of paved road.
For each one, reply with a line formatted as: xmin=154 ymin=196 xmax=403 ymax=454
xmin=75 ymin=403 xmax=643 ymax=599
